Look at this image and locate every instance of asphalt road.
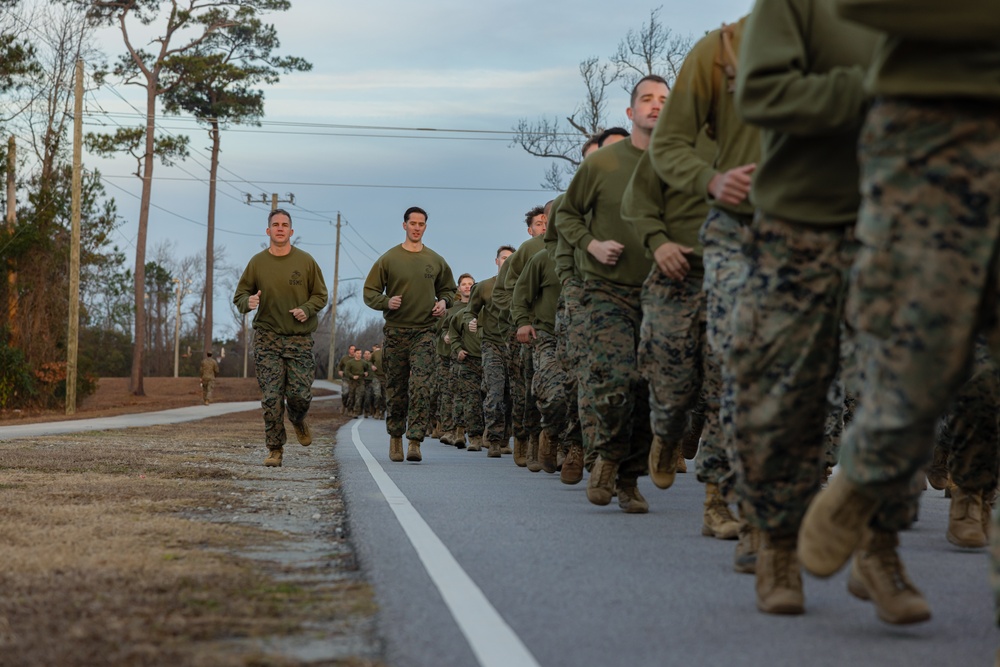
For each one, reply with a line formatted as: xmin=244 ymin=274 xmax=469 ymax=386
xmin=338 ymin=416 xmax=997 ymax=667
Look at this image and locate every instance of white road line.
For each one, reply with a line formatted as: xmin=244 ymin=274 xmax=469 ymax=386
xmin=350 ymin=422 xmax=541 ymax=667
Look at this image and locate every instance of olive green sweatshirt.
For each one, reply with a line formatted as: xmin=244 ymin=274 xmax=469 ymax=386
xmin=649 ymin=17 xmax=759 ymax=218
xmin=736 ymin=0 xmax=879 ymax=226
xmin=342 ymin=358 xmax=368 ymax=380
xmin=511 ymin=249 xmax=560 ymax=335
xmin=622 ymin=136 xmax=714 ymax=277
xmin=544 ymin=193 xmax=578 ymax=285
xmin=837 ymin=0 xmax=1000 ymax=99
xmin=370 ymin=349 xmax=384 ymax=378
xmin=234 ymin=246 xmax=328 ymax=336
xmin=466 ymin=275 xmax=508 ymax=345
xmin=494 ymin=235 xmax=545 ymax=311
xmin=449 ymin=305 xmax=482 ymax=359
xmin=364 ymin=244 xmax=457 ymax=329
xmin=436 ymin=302 xmax=465 ymax=357
xmin=557 ymin=138 xmax=651 ymax=287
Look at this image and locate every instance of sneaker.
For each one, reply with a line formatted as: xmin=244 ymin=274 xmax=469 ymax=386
xmin=539 ymin=432 xmax=557 ymax=474
xmin=702 ymin=483 xmax=739 ymax=540
xmin=292 ymin=420 xmax=312 ymax=446
xmin=406 ymin=440 xmax=422 ymax=462
xmin=513 ymin=437 xmax=528 ymax=467
xmin=389 ymin=436 xmax=404 ymax=462
xmin=799 ymin=473 xmax=878 ymax=577
xmin=756 ymin=535 xmax=804 ymax=615
xmin=847 ymin=528 xmax=931 ymax=624
xmin=947 ymin=487 xmax=988 ymax=548
xmin=587 ymin=457 xmax=619 ymax=506
xmin=526 ymin=433 xmax=542 ymax=473
xmin=264 ymin=448 xmax=283 ymax=467
xmin=734 ymin=519 xmax=760 ymax=574
xmin=648 ymin=435 xmax=679 ymax=489
xmin=560 ymin=444 xmax=584 ymax=485
xmin=617 ymin=478 xmax=649 ymax=514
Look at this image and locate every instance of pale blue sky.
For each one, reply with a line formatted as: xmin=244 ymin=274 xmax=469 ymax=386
xmin=83 ymin=0 xmax=753 ymax=338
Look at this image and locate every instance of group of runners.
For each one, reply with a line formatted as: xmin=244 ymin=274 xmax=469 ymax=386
xmin=236 ymin=0 xmax=999 ymax=638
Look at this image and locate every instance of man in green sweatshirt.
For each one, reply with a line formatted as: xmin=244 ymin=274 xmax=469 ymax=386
xmin=364 ymin=206 xmax=457 ymax=463
xmin=342 ymin=348 xmax=368 ymax=418
xmin=234 ymin=209 xmax=329 ymax=468
xmin=731 ymin=0 xmax=926 ymax=622
xmin=466 ymin=245 xmax=516 ymax=457
xmin=648 ymin=15 xmax=763 ymax=571
xmin=449 ymin=273 xmax=485 ymax=451
xmin=336 ymin=344 xmax=357 ymax=414
xmin=799 ymin=0 xmax=1000 ymax=628
xmin=557 ymin=75 xmax=666 ymax=513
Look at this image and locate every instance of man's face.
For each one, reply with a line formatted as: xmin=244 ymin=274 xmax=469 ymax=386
xmin=627 ymin=81 xmax=669 ymax=134
xmin=354 ymin=350 xmax=362 ymax=360
xmin=458 ymin=277 xmax=474 ymax=299
xmin=403 ymin=212 xmax=427 ymax=244
xmin=266 ymin=213 xmax=293 ymax=245
xmin=363 ymin=351 xmax=371 ymax=361
xmin=348 ymin=346 xmax=356 ymax=357
xmin=527 ymin=214 xmax=547 ymax=238
xmin=496 ymin=249 xmax=513 ymax=270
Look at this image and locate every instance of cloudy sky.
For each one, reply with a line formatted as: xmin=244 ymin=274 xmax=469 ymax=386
xmin=82 ymin=0 xmax=752 ymax=338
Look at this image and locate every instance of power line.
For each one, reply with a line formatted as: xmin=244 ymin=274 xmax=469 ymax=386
xmin=97 ymin=174 xmax=553 ymax=193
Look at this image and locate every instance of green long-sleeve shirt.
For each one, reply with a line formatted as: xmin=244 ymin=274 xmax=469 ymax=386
xmin=435 ymin=302 xmax=464 ymax=357
xmin=543 ymin=193 xmax=579 ymax=285
xmin=622 ymin=137 xmax=714 ymax=278
xmin=342 ymin=358 xmax=368 ymax=380
xmin=466 ymin=275 xmax=508 ymax=345
xmin=511 ymin=249 xmax=560 ymax=335
xmin=837 ymin=0 xmax=1000 ymax=99
xmin=556 ymin=138 xmax=651 ymax=287
xmin=649 ymin=17 xmax=759 ymax=218
xmin=364 ymin=244 xmax=457 ymax=329
xmin=233 ymin=246 xmax=328 ymax=336
xmin=736 ymin=0 xmax=879 ymax=226
xmin=449 ymin=305 xmax=482 ymax=359
xmin=495 ymin=235 xmax=545 ymax=311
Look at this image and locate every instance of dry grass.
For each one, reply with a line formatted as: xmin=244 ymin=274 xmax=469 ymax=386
xmin=0 ymin=401 xmax=381 ymax=667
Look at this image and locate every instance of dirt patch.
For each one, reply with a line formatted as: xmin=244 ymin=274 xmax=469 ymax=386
xmin=0 ymin=399 xmax=381 ymax=667
xmin=1 ymin=376 xmax=337 ymax=425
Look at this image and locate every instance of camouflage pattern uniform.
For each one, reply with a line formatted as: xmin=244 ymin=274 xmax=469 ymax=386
xmin=382 ymin=327 xmax=436 ymax=442
xmin=534 ymin=330 xmax=581 ymax=454
xmin=252 ymin=330 xmax=315 ymax=449
xmin=481 ymin=340 xmax=510 ymax=446
xmin=199 ymin=356 xmax=219 ymax=404
xmin=453 ymin=355 xmax=485 ymax=440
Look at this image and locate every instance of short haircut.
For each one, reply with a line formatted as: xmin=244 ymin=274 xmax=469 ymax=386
xmin=268 ymin=208 xmax=292 ymax=224
xmin=597 ymin=127 xmax=630 ymax=146
xmin=630 ymin=74 xmax=669 ymax=108
xmin=403 ymin=206 xmax=428 ymax=222
xmin=206 ymin=351 xmax=213 ymax=357
xmin=458 ymin=272 xmax=475 ymax=285
xmin=496 ymin=244 xmax=516 ymax=258
xmin=524 ymin=205 xmax=545 ymax=228
xmin=581 ymin=135 xmax=599 ymax=158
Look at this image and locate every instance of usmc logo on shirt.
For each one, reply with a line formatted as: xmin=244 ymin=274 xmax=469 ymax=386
xmin=424 ymin=264 xmax=434 ymax=279
xmin=289 ymin=270 xmax=303 ymax=286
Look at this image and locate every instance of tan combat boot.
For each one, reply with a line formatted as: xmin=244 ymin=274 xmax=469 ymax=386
xmin=984 ymin=488 xmax=996 ymax=537
xmin=799 ymin=473 xmax=878 ymax=577
xmin=500 ymin=443 xmax=513 ymax=455
xmin=389 ymin=436 xmax=404 ymax=462
xmin=452 ymin=427 xmax=467 ymax=449
xmin=675 ymin=450 xmax=687 ymax=473
xmin=264 ymin=448 xmax=283 ymax=467
xmin=406 ymin=439 xmax=422 ymax=462
xmin=926 ymin=445 xmax=949 ymax=490
xmin=292 ymin=419 xmax=312 ymax=446
xmin=431 ymin=421 xmax=444 ymax=440
xmin=648 ymin=435 xmax=679 ymax=490
xmin=702 ymin=483 xmax=740 ymax=540
xmin=487 ymin=441 xmax=502 ymax=458
xmin=947 ymin=486 xmax=988 ymax=548
xmin=439 ymin=429 xmax=454 ymax=445
xmin=616 ymin=478 xmax=649 ymax=514
xmin=847 ymin=528 xmax=931 ymax=624
xmin=526 ymin=433 xmax=542 ymax=473
xmin=560 ymin=443 xmax=584 ymax=485
xmin=467 ymin=435 xmax=483 ymax=452
xmin=513 ymin=437 xmax=528 ymax=467
xmin=556 ymin=448 xmax=566 ymax=472
xmin=733 ymin=503 xmax=760 ymax=574
xmin=755 ymin=535 xmax=804 ymax=615
xmin=586 ymin=457 xmax=619 ymax=506
xmin=539 ymin=431 xmax=557 ymax=474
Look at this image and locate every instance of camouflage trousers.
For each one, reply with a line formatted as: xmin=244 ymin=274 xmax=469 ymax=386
xmin=532 ymin=331 xmax=581 ymax=454
xmin=559 ymin=278 xmax=594 ymax=455
xmin=638 ymin=267 xmax=724 ymax=484
xmin=371 ymin=376 xmax=386 ymax=415
xmin=436 ymin=355 xmax=457 ymax=433
xmin=454 ymin=355 xmax=485 ymax=437
xmin=345 ymin=378 xmax=363 ymax=415
xmin=507 ymin=331 xmax=540 ymax=441
xmin=252 ymin=329 xmax=315 ymax=450
xmin=481 ymin=340 xmax=511 ymax=446
xmin=201 ymin=378 xmax=215 ymax=404
xmin=383 ymin=326 xmax=436 ymax=442
xmin=936 ymin=341 xmax=1000 ymax=492
xmin=839 ymin=99 xmax=1000 ymax=516
xmin=579 ymin=280 xmax=652 ymax=478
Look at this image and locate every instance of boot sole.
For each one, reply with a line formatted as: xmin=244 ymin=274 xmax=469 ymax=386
xmin=946 ymin=529 xmax=987 ymax=549
xmin=702 ymin=524 xmax=739 ymax=540
xmin=847 ymin=573 xmax=932 ymax=624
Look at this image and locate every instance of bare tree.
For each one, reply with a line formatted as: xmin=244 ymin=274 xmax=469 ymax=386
xmin=511 ymin=7 xmax=693 ymax=190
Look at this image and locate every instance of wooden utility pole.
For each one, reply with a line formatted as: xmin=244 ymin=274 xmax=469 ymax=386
xmin=325 ymin=212 xmax=342 ymax=381
xmin=66 ymin=59 xmax=83 ymax=415
xmin=6 ymin=135 xmax=17 ymax=343
xmin=242 ymin=193 xmax=295 ymax=378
